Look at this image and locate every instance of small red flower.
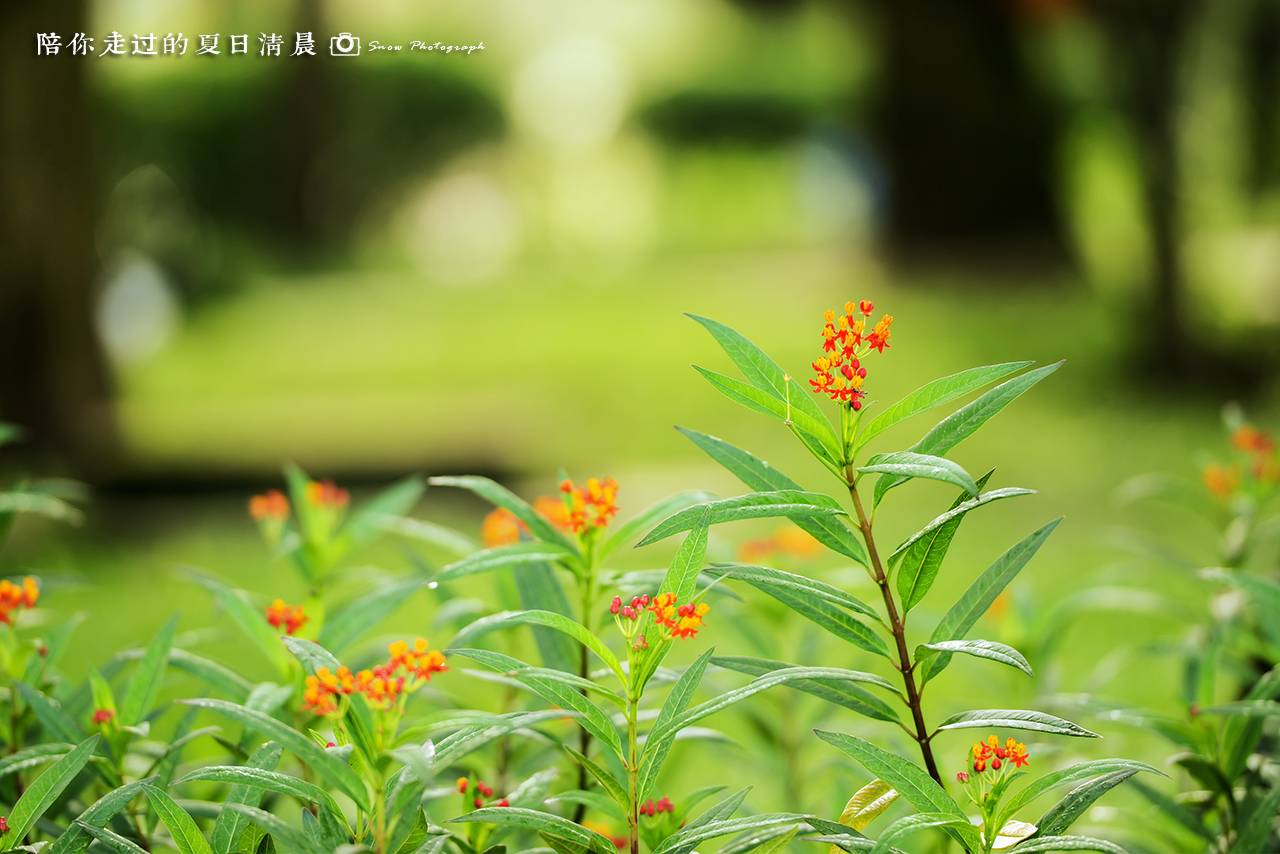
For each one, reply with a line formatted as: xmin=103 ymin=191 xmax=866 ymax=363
xmin=496 ymin=799 xmax=509 ymax=807
xmin=92 ymin=708 xmax=115 ymax=725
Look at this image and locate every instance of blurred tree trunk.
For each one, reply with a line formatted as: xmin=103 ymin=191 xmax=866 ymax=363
xmin=1243 ymin=0 xmax=1280 ymax=197
xmin=1098 ymin=0 xmax=1199 ymax=376
xmin=871 ymin=0 xmax=1065 ymax=265
xmin=0 ymin=0 xmax=119 ymax=473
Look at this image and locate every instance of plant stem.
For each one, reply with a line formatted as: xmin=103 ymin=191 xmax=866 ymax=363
xmin=627 ymin=696 xmax=640 ymax=854
xmin=848 ymin=481 xmax=943 ymax=785
xmin=574 ymin=574 xmax=597 ymax=823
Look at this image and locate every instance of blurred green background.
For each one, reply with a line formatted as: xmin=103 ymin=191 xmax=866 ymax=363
xmin=3 ymin=0 xmax=1280 ymax=846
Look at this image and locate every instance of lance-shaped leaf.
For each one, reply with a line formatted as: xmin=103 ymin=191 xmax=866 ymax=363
xmin=996 ymin=758 xmax=1164 ymax=824
xmin=14 ymin=680 xmax=85 ymax=744
xmin=688 ymin=313 xmax=841 ymax=455
xmin=48 ymin=778 xmax=155 ymax=854
xmin=856 ymin=362 xmax=1034 ymax=453
xmin=183 ymin=569 xmax=293 ymax=673
xmin=637 ymin=648 xmax=715 ymax=800
xmin=873 ymin=362 xmax=1062 ymax=507
xmin=760 ymin=584 xmax=890 ymax=659
xmin=869 ymin=813 xmax=968 ymax=854
xmin=436 ymin=542 xmax=577 ymax=583
xmin=121 ymin=615 xmax=177 ymax=726
xmin=451 ymin=649 xmax=623 ymax=758
xmin=638 ymin=491 xmax=847 ymax=548
xmin=167 ymin=649 xmax=253 ymax=703
xmin=652 ymin=815 xmax=806 ymax=854
xmin=220 ymin=803 xmax=323 ymax=854
xmin=936 ymin=709 xmax=1098 ymax=738
xmin=694 ymin=367 xmax=844 ymax=467
xmin=0 ymin=743 xmax=75 ymax=779
xmin=282 ymin=637 xmax=341 ymax=677
xmin=337 ymin=474 xmax=424 ymax=551
xmin=721 ymin=825 xmax=798 ymax=854
xmin=814 ymin=730 xmax=981 ymax=851
xmin=453 ymin=649 xmax=625 ymax=708
xmin=677 ymin=427 xmax=868 ymax=565
xmin=175 ymin=765 xmax=346 ymax=824
xmin=447 ymin=609 xmax=625 ymax=686
xmin=890 ymin=485 xmax=1031 ymax=568
xmin=1033 ymin=769 xmax=1139 ymax=838
xmin=379 ymin=515 xmax=477 ymax=558
xmin=916 ymin=640 xmax=1033 ymax=677
xmin=858 ymin=452 xmax=977 ymax=497
xmin=703 ymin=564 xmax=880 ymax=621
xmin=835 ymin=779 xmax=899 ymax=832
xmin=142 ymin=784 xmax=214 ymax=854
xmin=452 ymin=806 xmax=615 ymax=853
xmin=320 ymin=577 xmax=427 ymax=654
xmin=77 ymin=822 xmax=149 ymax=854
xmin=428 ymin=476 xmax=579 ymax=554
xmin=564 ymin=745 xmax=628 ymax=814
xmin=179 ymin=698 xmax=369 ymax=810
xmin=1 ymin=735 xmax=98 ymax=846
xmin=713 ymin=656 xmax=900 ymax=722
xmin=919 ymin=518 xmax=1060 ymax=684
xmin=1004 ymin=837 xmax=1127 ymax=853
xmin=1234 ymin=783 xmax=1280 ymax=853
xmin=429 ymin=709 xmax=573 ymax=771
xmin=209 ymin=742 xmax=281 ymax=854
xmin=599 ymin=490 xmax=718 ymax=562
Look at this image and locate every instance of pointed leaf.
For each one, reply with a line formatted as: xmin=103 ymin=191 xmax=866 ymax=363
xmin=210 ymin=742 xmax=282 ymax=854
xmin=638 ymin=491 xmax=847 ymax=548
xmin=599 ymin=490 xmax=718 ymax=562
xmin=142 ymin=783 xmax=214 ymax=854
xmin=936 ymin=709 xmax=1098 ymax=738
xmin=14 ymin=679 xmax=85 ymax=744
xmin=1033 ymin=770 xmax=1139 ymax=838
xmin=651 ymin=814 xmax=806 ymax=854
xmin=1004 ymin=837 xmax=1126 ymax=853
xmin=175 ymin=765 xmax=344 ymax=818
xmin=920 ymin=519 xmax=1060 ymax=683
xmin=220 ymin=803 xmax=322 ymax=854
xmin=0 ymin=735 xmax=99 ymax=846
xmin=858 ymin=453 xmax=977 ymax=497
xmin=874 ymin=362 xmax=1062 ymax=507
xmin=121 ymin=615 xmax=177 ymax=726
xmin=916 ymin=640 xmax=1032 ymax=677
xmin=338 ymin=475 xmax=424 ymax=550
xmin=76 ymin=822 xmax=150 ymax=854
xmin=428 ymin=476 xmax=579 ymax=554
xmin=320 ymin=578 xmax=426 ymax=654
xmin=436 ymin=543 xmax=577 ymax=583
xmin=447 ymin=610 xmax=625 ymax=686
xmin=836 ymin=779 xmax=899 ymax=831
xmin=757 ymin=584 xmax=890 ymax=659
xmin=450 ymin=807 xmax=614 ymax=854
xmin=1234 ymin=782 xmax=1280 ymax=853
xmin=712 ymin=656 xmax=899 ymax=722
xmin=999 ymin=759 xmax=1165 ymax=821
xmin=563 ymin=746 xmax=628 ymax=813
xmin=512 ymin=560 xmax=578 ymax=673
xmin=857 ymin=362 xmax=1033 ymax=452
xmin=676 ymin=427 xmax=868 ymax=565
xmin=638 ymin=648 xmax=715 ymax=800
xmin=890 ymin=485 xmax=1033 ymax=568
xmin=282 ymin=637 xmax=342 ymax=677
xmin=169 ymin=649 xmax=253 ymax=702
xmin=0 ymin=743 xmax=75 ymax=779
xmin=703 ymin=564 xmax=880 ymax=621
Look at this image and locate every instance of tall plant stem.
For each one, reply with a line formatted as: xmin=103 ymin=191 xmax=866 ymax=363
xmin=848 ymin=480 xmax=942 ymax=785
xmin=626 ymin=696 xmax=640 ymax=854
xmin=574 ymin=573 xmax=598 ymax=823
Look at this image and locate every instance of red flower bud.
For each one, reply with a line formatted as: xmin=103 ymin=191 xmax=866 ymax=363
xmin=956 ymin=772 xmax=969 ymax=783
xmin=497 ymin=799 xmax=509 ymax=807
xmin=474 ymin=798 xmax=483 ymax=808
xmin=991 ymin=757 xmax=1002 ymax=770
xmin=610 ymin=596 xmax=621 ymax=615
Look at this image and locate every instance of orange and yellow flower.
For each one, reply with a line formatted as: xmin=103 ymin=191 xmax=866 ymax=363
xmin=646 ymin=592 xmax=710 ymax=640
xmin=482 ymin=507 xmax=523 ymax=547
xmin=303 ymin=639 xmax=447 ymax=717
xmin=0 ymin=577 xmax=38 ymax=625
xmin=265 ymin=599 xmax=308 ymax=635
xmin=968 ymin=735 xmax=1030 ymax=774
xmin=809 ymin=301 xmax=894 ymax=410
xmin=249 ymin=489 xmax=289 ymax=521
xmin=306 ymin=479 xmax=349 ymax=510
xmin=559 ymin=478 xmax=620 ymax=534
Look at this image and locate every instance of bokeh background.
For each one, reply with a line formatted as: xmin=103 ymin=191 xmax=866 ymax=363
xmin=3 ymin=0 xmax=1280 ymax=844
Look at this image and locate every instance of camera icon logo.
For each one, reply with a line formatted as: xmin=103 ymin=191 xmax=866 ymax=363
xmin=330 ymin=32 xmax=360 ymax=56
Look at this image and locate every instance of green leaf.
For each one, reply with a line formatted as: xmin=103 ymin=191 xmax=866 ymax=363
xmin=638 ymin=491 xmax=846 ymax=548
xmin=758 ymin=584 xmax=890 ymax=659
xmin=175 ymin=765 xmax=344 ymax=818
xmin=427 ymin=476 xmax=579 ymax=555
xmin=648 ymin=668 xmax=898 ymax=751
xmin=1000 ymin=760 xmax=1165 ymax=822
xmin=452 ymin=649 xmax=624 ymax=707
xmin=869 ymin=813 xmax=967 ymax=854
xmin=168 ymin=650 xmax=253 ymax=702
xmin=142 ymin=783 xmax=215 ymax=854
xmin=220 ymin=803 xmax=323 ymax=854
xmin=339 ymin=474 xmax=425 ymax=550
xmin=563 ymin=745 xmax=629 ymax=814
xmin=813 ymin=730 xmax=981 ymax=851
xmin=873 ymin=362 xmax=1062 ymax=507
xmin=178 ymin=698 xmax=370 ymax=810
xmin=1006 ymin=836 xmax=1127 ymax=853
xmin=1 ymin=735 xmax=98 ymax=845
xmin=546 ymin=790 xmax=626 ymax=823
xmin=858 ymin=452 xmax=977 ymax=497
xmin=651 ymin=814 xmax=805 ymax=854
xmin=512 ymin=561 xmax=577 ymax=674
xmin=599 ymin=490 xmax=717 ymax=562
xmin=451 ymin=807 xmax=615 ymax=854
xmin=703 ymin=564 xmax=880 ymax=621
xmin=834 ymin=779 xmax=899 ymax=831
xmin=451 ymin=649 xmax=624 ymax=757
xmin=209 ymin=741 xmax=282 ymax=854
xmin=447 ymin=610 xmax=625 ymax=686
xmin=183 ymin=569 xmax=292 ymax=674
xmin=429 ymin=710 xmax=575 ymax=770
xmin=638 ymin=648 xmax=715 ymax=800
xmin=722 ymin=825 xmax=797 ymax=854
xmin=920 ymin=518 xmax=1060 ymax=683
xmin=379 ymin=515 xmax=478 ymax=558
xmin=1033 ymin=770 xmax=1139 ymax=838
xmin=657 ymin=510 xmax=711 ymax=602
xmin=693 ymin=367 xmax=842 ymax=464
xmin=1234 ymin=781 xmax=1280 ymax=853
xmin=0 ymin=743 xmax=75 ymax=779
xmin=1199 ymin=700 xmax=1280 ymax=717
xmin=916 ymin=640 xmax=1032 ymax=677
xmin=687 ymin=313 xmax=841 ymax=454
xmin=281 ymin=637 xmax=341 ymax=677
xmin=856 ymin=362 xmax=1033 ymax=453
xmin=47 ymin=778 xmax=152 ymax=854
xmin=889 ymin=486 xmax=1033 ymax=569
xmin=345 ymin=691 xmax=382 ymax=765
xmin=320 ymin=578 xmax=426 ymax=654
xmin=76 ymin=821 xmax=150 ymax=854
xmin=676 ymin=428 xmax=868 ymax=565
xmin=936 ymin=709 xmax=1098 ymax=738
xmin=0 ymin=489 xmax=84 ymax=524
xmin=14 ymin=679 xmax=85 ymax=744
xmin=712 ymin=656 xmax=899 ymax=722
xmin=121 ymin=615 xmax=177 ymax=727
xmin=436 ymin=543 xmax=577 ymax=583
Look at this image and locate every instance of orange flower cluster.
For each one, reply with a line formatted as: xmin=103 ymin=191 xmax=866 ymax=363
xmin=736 ymin=524 xmax=823 ymax=563
xmin=809 ymin=301 xmax=893 ymax=410
xmin=265 ymin=599 xmax=308 ymax=635
xmin=481 ymin=497 xmax=574 ymax=548
xmin=560 ymin=478 xmax=620 ymax=534
xmin=0 ymin=578 xmax=38 ymax=625
xmin=306 ymin=479 xmax=350 ymax=510
xmin=647 ymin=593 xmax=709 ymax=640
xmin=303 ymin=638 xmax=447 ymax=717
xmin=1204 ymin=423 xmax=1280 ymax=499
xmin=249 ymin=489 xmax=289 ymax=521
xmin=1203 ymin=463 xmax=1243 ymax=499
xmin=969 ymin=735 xmax=1029 ymax=773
